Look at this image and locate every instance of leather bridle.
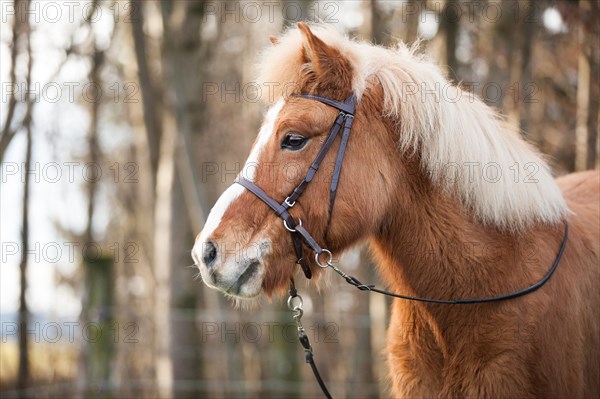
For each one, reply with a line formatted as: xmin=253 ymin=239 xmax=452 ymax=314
xmin=234 ymin=93 xmax=569 ymax=399
xmin=237 ymin=93 xmax=356 ymax=280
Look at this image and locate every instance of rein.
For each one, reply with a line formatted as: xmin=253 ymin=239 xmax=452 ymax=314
xmin=236 ymin=93 xmax=569 ymax=398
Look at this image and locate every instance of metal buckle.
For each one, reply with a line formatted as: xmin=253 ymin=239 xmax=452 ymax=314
xmin=284 ymin=197 xmax=296 ymax=208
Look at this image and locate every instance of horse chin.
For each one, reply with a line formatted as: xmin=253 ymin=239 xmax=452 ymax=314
xmin=200 ymin=260 xmax=264 ymax=299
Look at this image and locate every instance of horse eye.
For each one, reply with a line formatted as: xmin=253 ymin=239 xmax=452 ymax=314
xmin=281 ymin=133 xmax=308 ymax=150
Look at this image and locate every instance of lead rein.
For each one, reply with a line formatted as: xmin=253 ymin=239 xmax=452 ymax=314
xmin=288 ymin=281 xmax=332 ymax=399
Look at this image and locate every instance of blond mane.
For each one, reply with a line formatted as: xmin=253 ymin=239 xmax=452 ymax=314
xmin=257 ymin=25 xmax=568 ymax=231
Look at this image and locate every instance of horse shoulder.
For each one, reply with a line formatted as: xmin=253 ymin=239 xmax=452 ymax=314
xmin=550 ymin=170 xmax=600 ymax=397
xmin=557 ymin=170 xmax=600 ymax=206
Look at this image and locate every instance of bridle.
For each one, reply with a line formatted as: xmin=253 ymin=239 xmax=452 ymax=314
xmin=237 ymin=93 xmax=357 ymax=280
xmin=235 ymin=93 xmax=569 ymax=398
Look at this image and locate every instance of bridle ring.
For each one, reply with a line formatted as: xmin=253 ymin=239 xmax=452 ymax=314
xmin=283 ymin=218 xmax=302 ymax=233
xmin=315 ymin=249 xmax=333 ymax=268
xmin=287 ymin=294 xmax=303 ymax=311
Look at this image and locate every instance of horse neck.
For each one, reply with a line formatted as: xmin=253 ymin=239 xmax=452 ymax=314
xmin=369 ymin=162 xmax=528 ymax=324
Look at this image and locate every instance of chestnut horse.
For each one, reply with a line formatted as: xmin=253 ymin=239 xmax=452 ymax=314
xmin=193 ymin=23 xmax=599 ymax=397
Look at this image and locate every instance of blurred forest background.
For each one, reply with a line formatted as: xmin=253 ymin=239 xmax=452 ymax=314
xmin=0 ymin=0 xmax=598 ymax=398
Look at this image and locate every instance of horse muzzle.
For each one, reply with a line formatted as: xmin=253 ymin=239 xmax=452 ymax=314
xmin=192 ymin=239 xmax=266 ymax=298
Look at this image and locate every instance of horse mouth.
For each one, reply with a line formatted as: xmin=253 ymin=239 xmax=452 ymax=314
xmin=226 ymin=261 xmax=260 ymax=296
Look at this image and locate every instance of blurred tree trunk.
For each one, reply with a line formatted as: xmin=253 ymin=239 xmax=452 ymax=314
xmin=153 ymin=108 xmax=176 ymax=398
xmin=77 ymin=2 xmax=104 ymax=396
xmin=84 ymin=256 xmax=115 ymax=399
xmin=17 ymin=12 xmax=33 ymax=394
xmin=131 ymin=0 xmax=162 ymax=190
xmin=118 ymin=2 xmax=162 ymax=396
xmin=488 ymin=0 xmax=514 ymax=110
xmin=575 ymin=0 xmax=599 ymax=171
xmin=404 ymin=0 xmax=423 ymax=44
xmin=503 ymin=0 xmax=537 ymax=130
xmin=79 ymin=47 xmax=104 ymax=399
xmin=588 ymin=40 xmax=599 ymax=171
xmin=357 ymin=0 xmax=394 ymax=45
xmin=84 ymin=48 xmax=103 ymax=265
xmin=160 ymin=0 xmax=208 ymax=229
xmin=17 ymin=125 xmax=31 ymax=397
xmin=159 ymin=1 xmax=209 ymax=397
xmin=371 ymin=0 xmax=391 ymax=46
xmin=0 ymin=0 xmax=29 ymax=163
xmin=518 ymin=0 xmax=535 ymax=136
xmin=440 ymin=0 xmax=460 ymax=81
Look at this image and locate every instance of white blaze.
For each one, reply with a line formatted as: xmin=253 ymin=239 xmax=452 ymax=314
xmin=241 ymin=98 xmax=284 ymax=181
xmin=197 ymin=99 xmax=285 ymax=247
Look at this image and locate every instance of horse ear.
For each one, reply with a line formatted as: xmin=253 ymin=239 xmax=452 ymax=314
xmin=297 ymin=22 xmax=352 ymax=88
xmin=269 ymin=35 xmax=278 ymax=45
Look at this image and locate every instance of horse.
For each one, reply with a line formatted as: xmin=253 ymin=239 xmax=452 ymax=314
xmin=192 ymin=23 xmax=599 ymax=398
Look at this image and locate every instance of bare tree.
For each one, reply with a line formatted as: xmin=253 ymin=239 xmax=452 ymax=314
xmin=404 ymin=0 xmax=423 ymax=44
xmin=17 ymin=7 xmax=33 ymax=394
xmin=74 ymin=2 xmax=106 ymax=396
xmin=486 ymin=1 xmax=515 ymax=110
xmin=370 ymin=0 xmax=392 ymax=46
xmin=153 ymin=109 xmax=177 ymax=398
xmin=440 ymin=0 xmax=460 ymax=82
xmin=575 ymin=0 xmax=599 ymax=170
xmin=518 ymin=0 xmax=536 ymax=135
xmin=131 ymin=0 xmax=162 ymax=188
xmin=154 ymin=2 xmax=211 ymax=397
xmin=1 ymin=0 xmax=30 ymax=163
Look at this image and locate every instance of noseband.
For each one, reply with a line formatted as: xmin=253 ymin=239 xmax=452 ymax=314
xmin=236 ymin=94 xmax=356 ymax=280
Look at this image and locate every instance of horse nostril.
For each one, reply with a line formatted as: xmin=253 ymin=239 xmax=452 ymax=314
xmin=203 ymin=241 xmax=218 ymax=267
